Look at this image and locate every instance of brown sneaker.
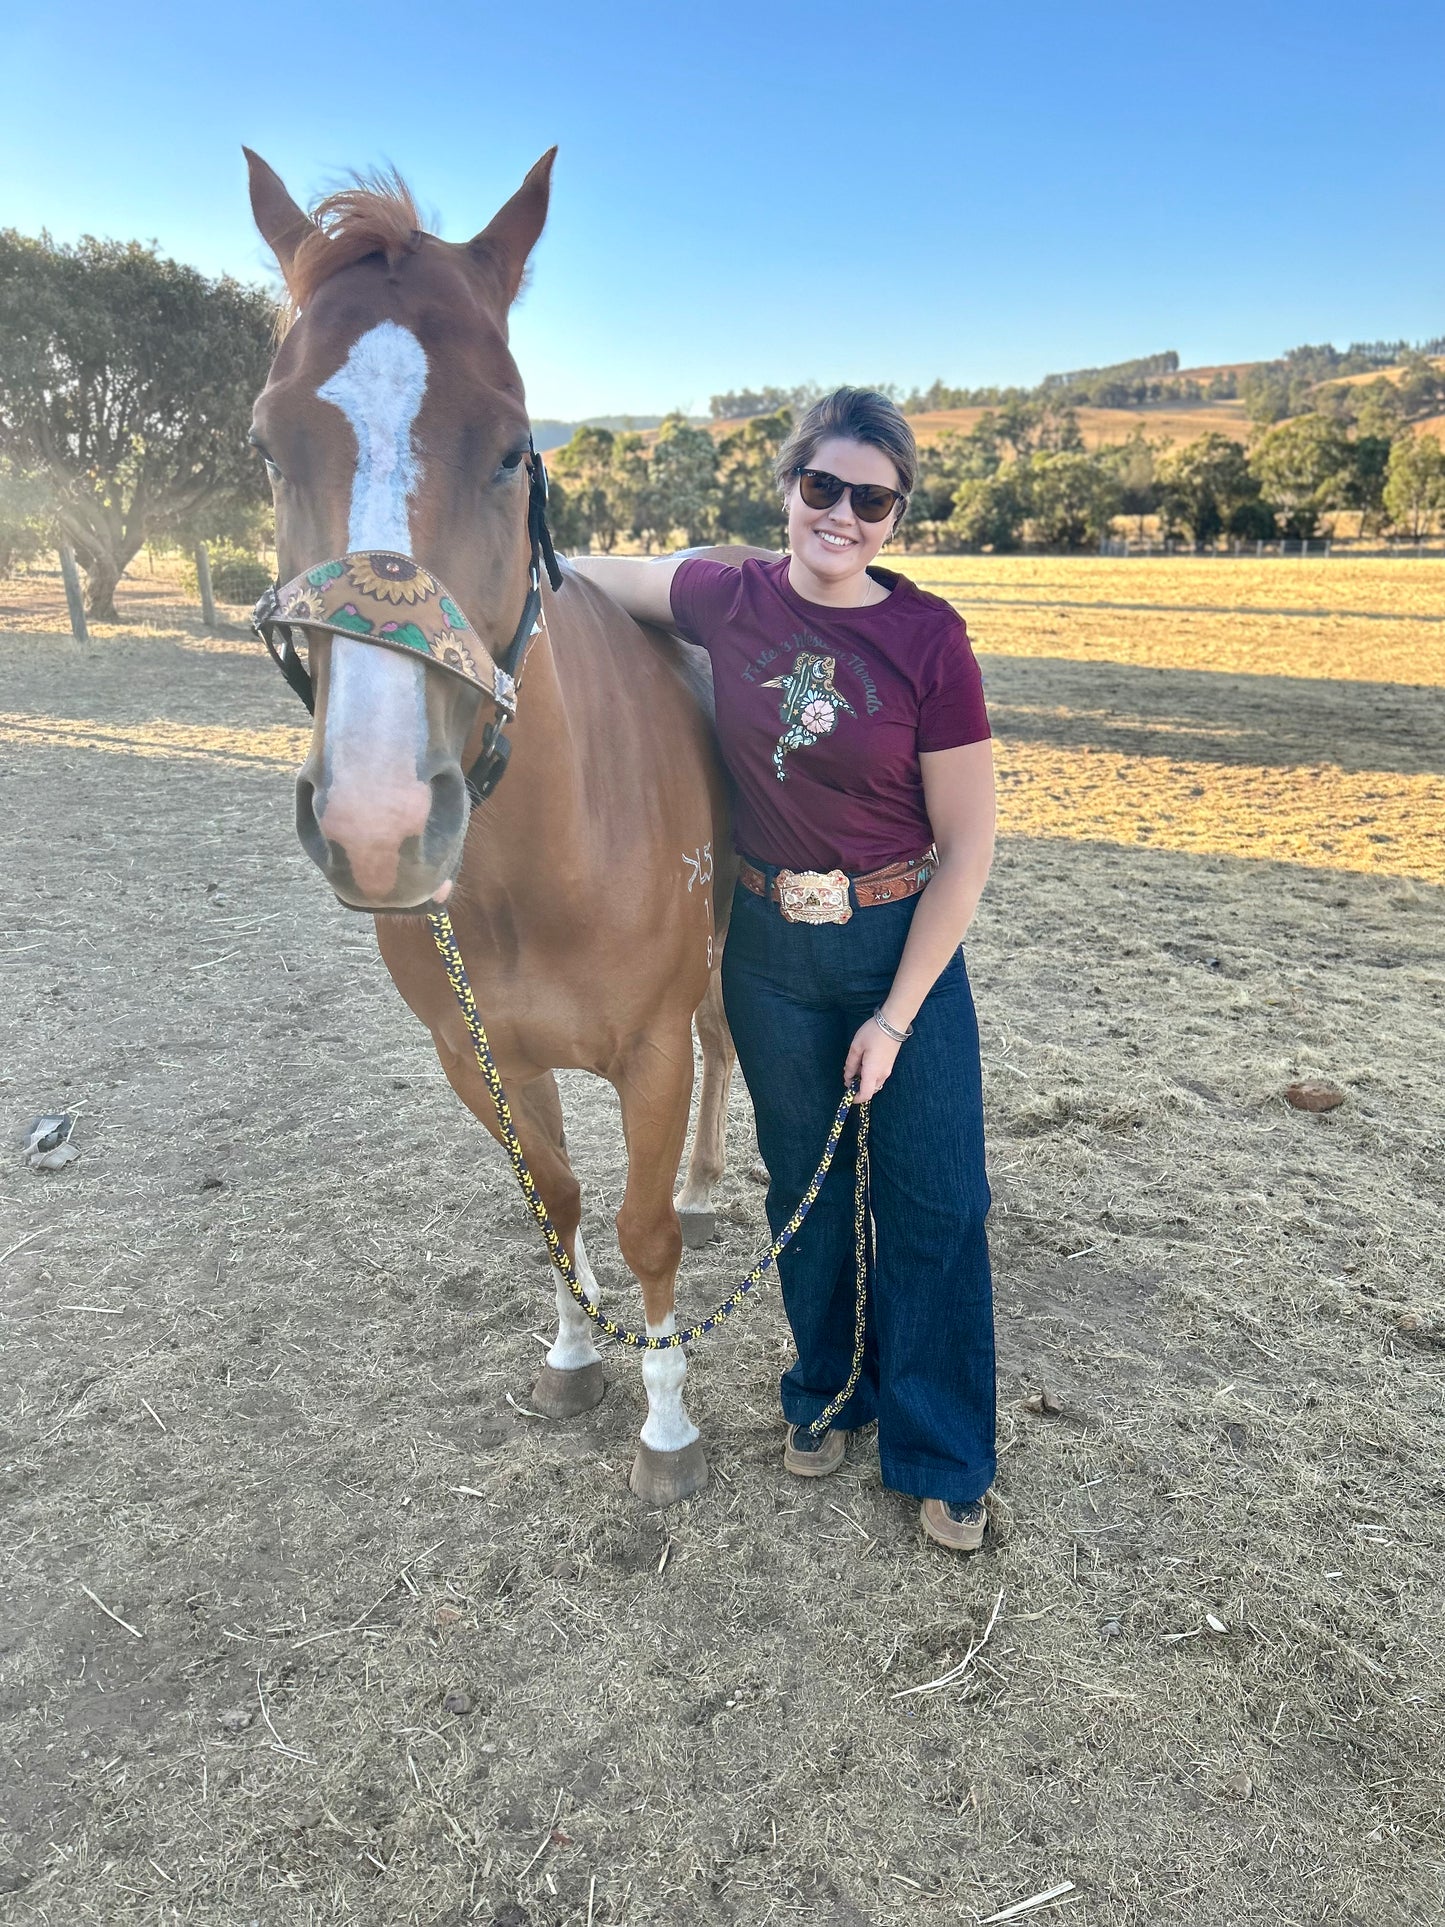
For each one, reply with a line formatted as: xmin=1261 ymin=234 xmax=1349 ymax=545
xmin=920 ymin=1496 xmax=988 ymax=1552
xmin=783 ymin=1423 xmax=846 ymax=1478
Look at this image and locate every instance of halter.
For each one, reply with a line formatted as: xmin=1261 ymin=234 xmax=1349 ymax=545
xmin=251 ymin=440 xmax=564 ymax=803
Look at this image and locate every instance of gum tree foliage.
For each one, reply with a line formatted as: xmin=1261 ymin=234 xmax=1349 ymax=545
xmin=0 ymin=460 xmax=55 ymax=576
xmin=0 ymin=230 xmax=273 ymax=619
xmin=549 ymin=425 xmax=650 ymax=553
xmin=1157 ymin=433 xmax=1267 ymax=546
xmin=1023 ymin=450 xmax=1123 ymax=549
xmin=1383 ymin=432 xmax=1445 ymax=539
xmin=944 ymin=472 xmax=1028 ymax=552
xmin=1108 ymin=428 xmax=1163 ymax=537
xmin=548 ymin=426 xmax=624 ymax=552
xmin=1248 ymin=414 xmax=1353 ymax=538
xmin=642 ymin=413 xmax=721 ymax=550
xmin=715 ymin=409 xmax=791 ymax=549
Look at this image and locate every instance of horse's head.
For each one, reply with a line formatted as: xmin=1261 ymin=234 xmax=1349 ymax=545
xmin=246 ymin=148 xmax=555 ymax=911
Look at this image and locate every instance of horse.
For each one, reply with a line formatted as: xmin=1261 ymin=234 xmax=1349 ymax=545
xmin=244 ymin=147 xmax=741 ymax=1506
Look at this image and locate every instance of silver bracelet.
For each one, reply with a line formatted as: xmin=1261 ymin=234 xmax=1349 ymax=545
xmin=872 ymin=1007 xmax=913 ymax=1044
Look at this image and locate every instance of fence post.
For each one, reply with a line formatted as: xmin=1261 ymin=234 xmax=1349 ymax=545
xmin=58 ymin=544 xmax=90 ymax=644
xmin=195 ymin=542 xmax=218 ymax=628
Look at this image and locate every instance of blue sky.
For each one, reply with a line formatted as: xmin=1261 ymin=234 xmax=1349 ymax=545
xmin=4 ymin=1 xmax=1441 ymax=419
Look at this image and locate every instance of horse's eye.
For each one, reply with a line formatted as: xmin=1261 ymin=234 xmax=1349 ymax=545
xmin=497 ymin=447 xmax=526 ymax=474
xmin=250 ymin=433 xmax=282 ymax=484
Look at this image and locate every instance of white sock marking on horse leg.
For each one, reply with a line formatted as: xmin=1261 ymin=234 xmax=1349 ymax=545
xmin=640 ymin=1312 xmax=699 ymax=1453
xmin=318 ymin=320 xmax=428 ymax=551
xmin=547 ymin=1226 xmax=603 ymax=1371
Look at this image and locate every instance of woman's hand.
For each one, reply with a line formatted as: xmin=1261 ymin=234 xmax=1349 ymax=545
xmin=845 ymin=1016 xmax=902 ymax=1102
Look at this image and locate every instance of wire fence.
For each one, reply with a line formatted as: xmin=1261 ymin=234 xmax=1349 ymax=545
xmin=1098 ymin=536 xmax=1445 ymax=559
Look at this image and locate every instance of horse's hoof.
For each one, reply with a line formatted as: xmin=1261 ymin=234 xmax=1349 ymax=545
xmin=678 ymin=1206 xmax=717 ymax=1249
xmin=529 ymin=1361 xmax=605 ymax=1419
xmin=629 ymin=1438 xmax=709 ymax=1507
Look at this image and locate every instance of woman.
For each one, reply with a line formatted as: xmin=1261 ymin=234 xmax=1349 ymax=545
xmin=569 ymin=388 xmax=996 ymax=1553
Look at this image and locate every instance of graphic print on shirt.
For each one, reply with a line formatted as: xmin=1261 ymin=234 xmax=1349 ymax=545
xmin=760 ymin=651 xmax=859 ymax=781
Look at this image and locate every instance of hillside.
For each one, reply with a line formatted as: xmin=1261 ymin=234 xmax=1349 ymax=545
xmin=903 ymin=394 xmax=1252 ymax=452
xmin=545 ymin=349 xmax=1445 ymax=456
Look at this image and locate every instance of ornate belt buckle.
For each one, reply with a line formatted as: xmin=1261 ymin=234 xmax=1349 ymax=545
xmin=775 ymin=868 xmax=853 ymax=925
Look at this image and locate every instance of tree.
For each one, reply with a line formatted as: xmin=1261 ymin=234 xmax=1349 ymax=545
xmin=0 ymin=230 xmax=274 ymax=618
xmin=896 ymin=427 xmax=1003 ymax=548
xmin=1025 ymin=451 xmax=1122 ymax=549
xmin=549 ymin=425 xmax=622 ymax=551
xmin=1248 ymin=413 xmax=1352 ymax=538
xmin=1157 ymin=433 xmax=1260 ymax=546
xmin=643 ymin=413 xmax=720 ymax=549
xmin=1106 ymin=428 xmax=1162 ymax=538
xmin=1383 ymin=432 xmax=1445 ymax=539
xmin=715 ymin=409 xmax=790 ymax=547
xmin=1350 ymin=377 xmax=1405 ymax=441
xmin=1339 ymin=434 xmax=1393 ymax=534
xmin=709 ymin=385 xmax=795 ymax=421
xmin=991 ymin=397 xmax=1039 ymax=458
xmin=945 ymin=472 xmax=1027 ymax=552
xmin=0 ymin=460 xmax=55 ymax=576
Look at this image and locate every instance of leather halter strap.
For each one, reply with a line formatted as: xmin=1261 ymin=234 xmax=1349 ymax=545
xmin=251 ymin=442 xmax=565 ymax=804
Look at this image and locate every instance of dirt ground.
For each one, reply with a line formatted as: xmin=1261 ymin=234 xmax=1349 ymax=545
xmin=1 ymin=558 xmax=1442 ymax=1927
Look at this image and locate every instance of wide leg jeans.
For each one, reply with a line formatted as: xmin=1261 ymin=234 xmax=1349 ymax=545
xmin=721 ymin=879 xmax=997 ymax=1506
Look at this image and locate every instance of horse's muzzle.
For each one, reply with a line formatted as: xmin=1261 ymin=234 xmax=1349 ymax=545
xmin=296 ymin=758 xmax=470 ymax=911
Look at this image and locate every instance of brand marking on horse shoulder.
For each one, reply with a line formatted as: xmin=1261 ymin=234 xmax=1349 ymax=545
xmin=681 ymin=841 xmax=714 ymax=894
xmin=318 ymin=321 xmax=429 ymax=551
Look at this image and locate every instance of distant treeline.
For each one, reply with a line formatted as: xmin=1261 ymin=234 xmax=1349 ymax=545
xmin=3 ymin=217 xmax=1442 ymax=610
xmin=550 ymin=350 xmax=1445 ymax=555
xmin=706 ymin=338 xmax=1445 ymax=424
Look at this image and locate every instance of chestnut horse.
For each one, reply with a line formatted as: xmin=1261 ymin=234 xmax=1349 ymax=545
xmin=245 ymin=148 xmax=739 ymax=1505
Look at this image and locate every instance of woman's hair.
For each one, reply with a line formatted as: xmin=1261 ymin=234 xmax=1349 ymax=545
xmin=773 ymin=386 xmax=918 ymax=527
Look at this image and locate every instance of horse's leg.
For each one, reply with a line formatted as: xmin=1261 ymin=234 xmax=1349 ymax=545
xmin=674 ymin=967 xmax=735 ymax=1248
xmin=508 ymin=1074 xmax=609 ymax=1418
xmin=613 ymin=1027 xmax=707 ymax=1506
xmin=436 ymin=1051 xmax=606 ymax=1420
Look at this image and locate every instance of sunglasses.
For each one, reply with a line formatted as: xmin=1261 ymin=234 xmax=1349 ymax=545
xmin=793 ymin=465 xmax=906 ymax=524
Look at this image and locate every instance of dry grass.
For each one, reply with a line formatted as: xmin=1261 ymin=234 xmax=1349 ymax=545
xmin=891 ymin=555 xmax=1445 ymax=887
xmin=1 ymin=561 xmax=1443 ymax=1926
xmin=904 ymin=401 xmax=1253 ymax=452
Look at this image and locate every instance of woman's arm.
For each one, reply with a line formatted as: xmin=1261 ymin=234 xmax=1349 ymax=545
xmin=843 ymin=739 xmax=997 ymax=1100
xmin=566 ymin=553 xmax=689 ymax=627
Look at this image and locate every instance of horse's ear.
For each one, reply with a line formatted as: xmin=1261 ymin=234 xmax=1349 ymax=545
xmin=468 ymin=148 xmax=557 ymax=304
xmin=244 ymin=148 xmax=316 ymax=290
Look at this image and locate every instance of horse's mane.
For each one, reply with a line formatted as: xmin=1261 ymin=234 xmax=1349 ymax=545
xmin=286 ymin=170 xmax=425 ymax=319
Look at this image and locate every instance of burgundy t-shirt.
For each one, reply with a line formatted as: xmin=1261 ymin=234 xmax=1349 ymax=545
xmin=670 ymin=555 xmax=990 ymax=872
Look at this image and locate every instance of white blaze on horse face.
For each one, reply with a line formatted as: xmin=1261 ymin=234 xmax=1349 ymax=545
xmin=639 ymin=1313 xmax=699 ymax=1453
xmin=314 ymin=321 xmax=431 ymax=832
xmin=547 ymin=1227 xmax=603 ymax=1371
xmin=318 ymin=320 xmax=429 ymax=551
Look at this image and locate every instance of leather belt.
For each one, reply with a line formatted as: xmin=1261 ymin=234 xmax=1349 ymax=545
xmin=738 ymin=849 xmax=937 ymax=925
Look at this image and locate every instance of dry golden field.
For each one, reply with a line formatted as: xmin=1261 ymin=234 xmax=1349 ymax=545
xmin=898 ymin=555 xmax=1445 ymax=887
xmin=903 ymin=400 xmax=1253 ymax=452
xmin=703 ymin=399 xmax=1251 ymax=453
xmin=2 ymin=557 xmax=1443 ymax=1927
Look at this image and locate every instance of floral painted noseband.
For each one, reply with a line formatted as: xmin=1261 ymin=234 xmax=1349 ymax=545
xmin=251 ymin=443 xmax=564 ymax=804
xmin=263 ymin=550 xmax=520 ymax=716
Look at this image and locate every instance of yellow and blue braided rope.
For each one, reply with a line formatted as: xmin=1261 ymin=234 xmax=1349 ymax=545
xmin=428 ymin=909 xmax=870 ymax=1438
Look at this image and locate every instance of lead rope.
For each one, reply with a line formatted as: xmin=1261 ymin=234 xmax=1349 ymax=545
xmin=428 ymin=908 xmax=869 ymax=1440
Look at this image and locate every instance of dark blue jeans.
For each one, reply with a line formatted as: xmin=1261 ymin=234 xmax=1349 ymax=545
xmin=721 ymin=877 xmax=996 ymax=1505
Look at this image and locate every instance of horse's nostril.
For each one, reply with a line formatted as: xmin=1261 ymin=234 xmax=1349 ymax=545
xmin=295 ymin=774 xmax=324 ymax=853
xmin=424 ymin=766 xmax=469 ymax=863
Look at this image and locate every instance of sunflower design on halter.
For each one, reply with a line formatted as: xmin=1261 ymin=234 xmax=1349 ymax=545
xmin=761 ymin=651 xmax=857 ymax=781
xmin=347 ymin=552 xmax=436 ymax=606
